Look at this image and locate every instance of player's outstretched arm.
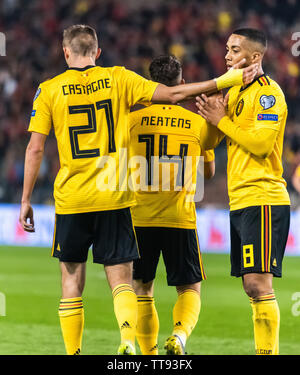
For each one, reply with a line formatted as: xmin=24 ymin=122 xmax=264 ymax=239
xmin=151 ymin=62 xmax=258 ymax=104
xmin=19 ymin=132 xmax=47 ymax=232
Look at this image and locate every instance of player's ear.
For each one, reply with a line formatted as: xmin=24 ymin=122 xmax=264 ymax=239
xmin=95 ymin=48 xmax=101 ymax=60
xmin=251 ymin=51 xmax=262 ymax=64
xmin=63 ymin=47 xmax=70 ymax=61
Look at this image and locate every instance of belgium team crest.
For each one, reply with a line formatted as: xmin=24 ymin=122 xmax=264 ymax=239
xmin=235 ymin=98 xmax=244 ymax=116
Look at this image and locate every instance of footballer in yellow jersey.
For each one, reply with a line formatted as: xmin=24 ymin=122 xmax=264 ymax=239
xmin=129 ymin=104 xmax=214 ymax=229
xmin=196 ymin=28 xmax=290 ymax=355
xmin=129 ymin=55 xmax=215 ymax=355
xmin=223 ymin=74 xmax=290 ymax=211
xmin=29 ymin=65 xmax=158 ymax=215
xmin=19 ymin=24 xmax=257 ymax=356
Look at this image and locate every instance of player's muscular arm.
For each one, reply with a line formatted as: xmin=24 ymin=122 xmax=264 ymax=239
xmin=204 ymin=161 xmax=215 ymax=179
xmin=199 ymin=101 xmax=225 ymax=150
xmin=19 ymin=132 xmax=47 ymax=232
xmin=201 ymin=150 xmax=215 ymax=179
xmin=196 ymin=93 xmax=279 ymax=158
xmin=217 ymin=118 xmax=278 ymax=158
xmin=151 ymin=64 xmax=258 ymax=104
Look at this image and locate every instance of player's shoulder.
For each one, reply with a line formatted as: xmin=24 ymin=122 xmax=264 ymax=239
xmin=38 ymin=74 xmax=60 ymax=89
xmin=128 ymin=104 xmax=203 ymax=122
xmin=131 ymin=104 xmax=202 ymax=121
xmin=128 ymin=105 xmax=151 ymax=125
xmin=254 ymin=75 xmax=286 ymax=109
xmin=33 ymin=73 xmax=63 ymax=101
xmin=255 ymin=75 xmax=285 ymax=98
xmin=106 ymin=65 xmax=132 ymax=77
xmin=37 ymin=70 xmax=74 ymax=93
xmin=177 ymin=105 xmax=205 ymax=122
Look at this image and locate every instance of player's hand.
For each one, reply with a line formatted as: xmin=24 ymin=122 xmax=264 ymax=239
xmin=230 ymin=58 xmax=258 ymax=85
xmin=232 ymin=58 xmax=247 ymax=69
xmin=196 ymin=93 xmax=226 ymax=127
xmin=19 ymin=202 xmax=35 ymax=232
xmin=241 ymin=63 xmax=258 ymax=85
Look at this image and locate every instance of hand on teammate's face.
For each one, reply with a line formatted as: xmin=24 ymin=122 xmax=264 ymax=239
xmin=231 ymin=57 xmax=259 ymax=85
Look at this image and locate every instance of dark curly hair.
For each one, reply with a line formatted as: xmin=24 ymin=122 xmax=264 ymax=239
xmin=149 ymin=55 xmax=182 ymax=87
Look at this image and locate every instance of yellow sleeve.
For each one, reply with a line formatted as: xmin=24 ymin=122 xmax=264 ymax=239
xmin=217 ymin=116 xmax=278 ymax=158
xmin=199 ymin=119 xmax=225 ymax=150
xmin=296 ymin=165 xmax=300 ymax=178
xmin=253 ymin=84 xmax=287 ymax=131
xmin=116 ymin=67 xmax=159 ymax=107
xmin=28 ymin=84 xmax=52 ymax=135
xmin=202 ymin=149 xmax=215 ymax=162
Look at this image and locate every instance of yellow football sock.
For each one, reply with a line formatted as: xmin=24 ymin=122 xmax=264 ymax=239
xmin=250 ymin=293 xmax=280 ymax=355
xmin=58 ymin=297 xmax=84 ymax=355
xmin=136 ymin=295 xmax=159 ymax=355
xmin=172 ymin=289 xmax=201 ymax=345
xmin=112 ymin=284 xmax=137 ymax=345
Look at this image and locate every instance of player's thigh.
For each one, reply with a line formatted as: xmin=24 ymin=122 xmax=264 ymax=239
xmin=92 ymin=207 xmax=139 ymax=265
xmin=161 ymin=228 xmax=206 ymax=286
xmin=132 ymin=227 xmax=162 ymax=284
xmin=267 ymin=205 xmax=290 ymax=277
xmin=239 ymin=205 xmax=290 ymax=277
xmin=52 ymin=213 xmax=94 ymax=263
xmin=238 ymin=206 xmax=265 ymax=276
xmin=230 ymin=209 xmax=243 ymax=277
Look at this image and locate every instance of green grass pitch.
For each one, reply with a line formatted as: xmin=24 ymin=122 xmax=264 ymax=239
xmin=0 ymin=246 xmax=299 ymax=355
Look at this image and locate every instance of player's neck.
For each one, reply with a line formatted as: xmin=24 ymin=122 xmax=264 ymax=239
xmin=255 ymin=66 xmax=264 ymax=78
xmin=68 ymin=56 xmax=96 ymax=69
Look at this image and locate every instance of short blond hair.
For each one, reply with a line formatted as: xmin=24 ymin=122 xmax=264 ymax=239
xmin=63 ymin=24 xmax=98 ymax=56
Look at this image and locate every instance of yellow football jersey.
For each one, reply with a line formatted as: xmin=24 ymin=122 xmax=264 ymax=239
xmin=129 ymin=104 xmax=214 ymax=229
xmin=28 ymin=65 xmax=159 ymax=214
xmin=225 ymin=74 xmax=290 ymax=210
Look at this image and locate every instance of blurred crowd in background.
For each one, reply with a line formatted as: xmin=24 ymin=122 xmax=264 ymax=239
xmin=0 ymin=0 xmax=300 ymax=208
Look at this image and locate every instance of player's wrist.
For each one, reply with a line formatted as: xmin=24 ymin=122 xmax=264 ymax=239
xmin=215 ymin=69 xmax=243 ymax=90
xmin=21 ymin=197 xmax=31 ymax=205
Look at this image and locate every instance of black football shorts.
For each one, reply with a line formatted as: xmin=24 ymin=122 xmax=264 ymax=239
xmin=133 ymin=226 xmax=206 ymax=286
xmin=230 ymin=205 xmax=290 ymax=277
xmin=51 ymin=207 xmax=139 ymax=265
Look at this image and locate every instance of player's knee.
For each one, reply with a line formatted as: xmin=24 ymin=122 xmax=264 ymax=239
xmin=133 ymin=279 xmax=154 ymax=296
xmin=243 ymin=281 xmax=259 ymax=298
xmin=176 ymin=282 xmax=201 ymax=295
xmin=242 ymin=273 xmax=273 ymax=298
xmin=243 ymin=280 xmax=271 ymax=298
xmin=61 ymin=276 xmax=85 ymax=298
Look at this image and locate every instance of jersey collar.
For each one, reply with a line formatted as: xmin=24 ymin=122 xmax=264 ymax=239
xmin=239 ymin=73 xmax=269 ymax=92
xmin=67 ymin=65 xmax=96 ymax=71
